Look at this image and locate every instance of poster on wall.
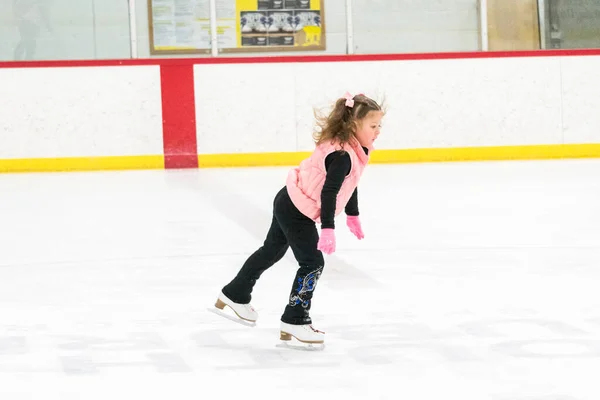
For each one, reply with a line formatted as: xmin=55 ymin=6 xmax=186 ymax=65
xmin=148 ymin=0 xmax=325 ymax=54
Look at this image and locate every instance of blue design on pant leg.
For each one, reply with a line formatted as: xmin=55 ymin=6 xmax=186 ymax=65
xmin=289 ymin=267 xmax=322 ymax=308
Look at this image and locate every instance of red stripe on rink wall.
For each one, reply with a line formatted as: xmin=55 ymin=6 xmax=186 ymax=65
xmin=160 ymin=64 xmax=198 ymax=169
xmin=3 ymin=48 xmax=600 ymax=69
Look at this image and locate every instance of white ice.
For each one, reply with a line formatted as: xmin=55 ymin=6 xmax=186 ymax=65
xmin=0 ymin=159 xmax=599 ymax=400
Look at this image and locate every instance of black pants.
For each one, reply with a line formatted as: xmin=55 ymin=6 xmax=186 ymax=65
xmin=222 ymin=186 xmax=324 ymax=325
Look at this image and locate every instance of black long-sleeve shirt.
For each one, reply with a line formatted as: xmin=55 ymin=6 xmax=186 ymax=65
xmin=320 ymin=146 xmax=368 ymax=229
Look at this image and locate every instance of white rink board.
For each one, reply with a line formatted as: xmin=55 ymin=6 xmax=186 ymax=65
xmin=1 ymin=55 xmax=600 ymax=161
xmin=193 ymin=63 xmax=298 ymax=154
xmin=0 ymin=66 xmax=163 ymax=159
xmin=560 ymin=56 xmax=600 ymax=144
xmin=194 ymin=55 xmax=600 ymax=155
xmin=376 ymin=56 xmax=563 ymax=149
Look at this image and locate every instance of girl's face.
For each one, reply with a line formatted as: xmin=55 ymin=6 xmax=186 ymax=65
xmin=355 ymin=111 xmax=383 ymax=149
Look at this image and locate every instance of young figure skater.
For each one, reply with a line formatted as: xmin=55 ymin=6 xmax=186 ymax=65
xmin=214 ymin=92 xmax=383 ymax=344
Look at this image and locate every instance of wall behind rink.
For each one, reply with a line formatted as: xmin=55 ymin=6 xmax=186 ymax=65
xmin=1 ymin=50 xmax=600 ymax=173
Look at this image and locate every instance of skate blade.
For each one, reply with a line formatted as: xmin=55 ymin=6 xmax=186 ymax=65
xmin=207 ymin=307 xmax=256 ymax=327
xmin=276 ymin=341 xmax=325 ymax=351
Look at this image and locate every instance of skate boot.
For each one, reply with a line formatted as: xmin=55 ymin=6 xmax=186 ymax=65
xmin=279 ymin=321 xmax=325 ymax=349
xmin=210 ymin=291 xmax=258 ymax=327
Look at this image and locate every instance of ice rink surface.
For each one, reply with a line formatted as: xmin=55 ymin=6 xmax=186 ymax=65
xmin=1 ymin=159 xmax=599 ymax=400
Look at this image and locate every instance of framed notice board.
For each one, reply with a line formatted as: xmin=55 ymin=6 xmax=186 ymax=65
xmin=148 ymin=0 xmax=326 ymax=55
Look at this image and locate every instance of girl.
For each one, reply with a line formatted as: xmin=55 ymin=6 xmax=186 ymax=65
xmin=214 ymin=92 xmax=384 ymax=345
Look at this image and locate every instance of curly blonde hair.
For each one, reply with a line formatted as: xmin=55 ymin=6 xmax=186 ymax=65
xmin=313 ymin=93 xmax=383 ymax=146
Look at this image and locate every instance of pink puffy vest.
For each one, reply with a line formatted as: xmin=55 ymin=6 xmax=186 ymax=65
xmin=286 ymin=138 xmax=370 ymax=222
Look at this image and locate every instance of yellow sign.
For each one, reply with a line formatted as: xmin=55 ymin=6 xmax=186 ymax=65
xmin=233 ymin=0 xmax=325 ymax=51
xmin=148 ymin=0 xmax=325 ymax=54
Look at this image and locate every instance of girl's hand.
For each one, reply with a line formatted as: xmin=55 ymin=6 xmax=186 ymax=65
xmin=317 ymin=228 xmax=336 ymax=254
xmin=346 ymin=215 xmax=364 ymax=240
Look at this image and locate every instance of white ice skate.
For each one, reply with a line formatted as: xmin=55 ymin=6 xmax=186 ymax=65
xmin=278 ymin=322 xmax=325 ymax=350
xmin=208 ymin=291 xmax=258 ymax=327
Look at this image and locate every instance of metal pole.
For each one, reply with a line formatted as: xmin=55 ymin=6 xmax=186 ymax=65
xmin=479 ymin=0 xmax=488 ymax=51
xmin=128 ymin=0 xmax=138 ymax=58
xmin=209 ymin=0 xmax=218 ymax=56
xmin=537 ymin=0 xmax=546 ymax=49
xmin=92 ymin=0 xmax=97 ymax=58
xmin=345 ymin=0 xmax=354 ymax=54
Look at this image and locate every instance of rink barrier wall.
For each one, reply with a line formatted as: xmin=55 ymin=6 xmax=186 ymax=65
xmin=2 ymin=49 xmax=600 ymax=173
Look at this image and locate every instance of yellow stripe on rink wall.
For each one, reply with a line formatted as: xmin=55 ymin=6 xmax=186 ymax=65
xmin=198 ymin=143 xmax=600 ymax=168
xmin=198 ymin=151 xmax=312 ymax=167
xmin=2 ymin=144 xmax=600 ymax=173
xmin=0 ymin=155 xmax=164 ymax=173
xmin=371 ymin=143 xmax=600 ymax=163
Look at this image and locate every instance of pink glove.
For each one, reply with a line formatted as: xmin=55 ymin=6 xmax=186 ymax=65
xmin=346 ymin=215 xmax=364 ymax=240
xmin=317 ymin=228 xmax=336 ymax=255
